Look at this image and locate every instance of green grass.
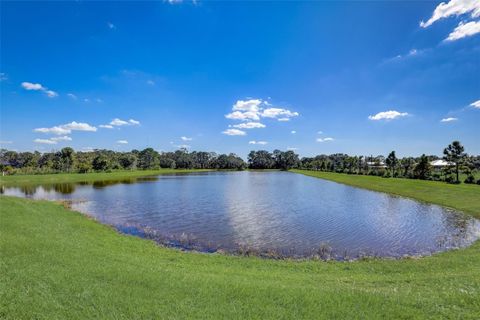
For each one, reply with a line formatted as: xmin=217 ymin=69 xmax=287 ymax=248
xmin=1 ymin=171 xmax=480 ymax=318
xmin=0 ymin=169 xmax=211 ymax=186
xmin=292 ymin=170 xmax=480 ymax=218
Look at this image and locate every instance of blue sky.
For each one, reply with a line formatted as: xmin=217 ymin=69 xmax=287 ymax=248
xmin=1 ymin=0 xmax=479 ymax=157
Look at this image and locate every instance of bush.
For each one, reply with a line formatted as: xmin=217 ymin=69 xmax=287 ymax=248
xmin=464 ymin=175 xmax=475 ymax=184
xmin=477 ymin=179 xmax=480 ymax=185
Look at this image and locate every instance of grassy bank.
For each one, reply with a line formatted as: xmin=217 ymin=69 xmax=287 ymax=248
xmin=292 ymin=169 xmax=480 ymax=217
xmin=0 ymin=169 xmax=211 ymax=186
xmin=1 ymin=171 xmax=480 ymax=318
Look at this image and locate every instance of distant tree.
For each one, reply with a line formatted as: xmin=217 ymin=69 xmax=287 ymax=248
xmin=385 ymin=151 xmax=398 ymax=177
xmin=138 ymin=148 xmax=160 ymax=169
xmin=413 ymin=154 xmax=432 ymax=180
xmin=92 ymin=154 xmax=110 ymax=171
xmin=248 ymin=150 xmax=275 ymax=169
xmin=443 ymin=141 xmax=466 ymax=183
xmin=400 ymin=157 xmax=414 ymax=178
xmin=119 ymin=153 xmax=138 ymax=170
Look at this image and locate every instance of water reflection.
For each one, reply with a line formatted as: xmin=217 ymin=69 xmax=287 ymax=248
xmin=2 ymin=171 xmax=479 ymax=259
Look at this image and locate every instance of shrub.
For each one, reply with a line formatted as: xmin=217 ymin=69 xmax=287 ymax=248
xmin=464 ymin=175 xmax=475 ymax=184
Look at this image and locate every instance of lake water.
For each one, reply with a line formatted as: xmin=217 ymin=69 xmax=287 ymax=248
xmin=3 ymin=171 xmax=479 ymax=259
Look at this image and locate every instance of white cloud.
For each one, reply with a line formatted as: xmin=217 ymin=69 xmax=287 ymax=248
xmin=108 ymin=118 xmax=141 ymax=127
xmin=225 ymin=110 xmax=260 ymax=121
xmin=110 ymin=118 xmax=129 ymax=126
xmin=441 ymin=117 xmax=458 ymax=122
xmin=291 ymin=130 xmax=296 ymax=134
xmin=222 ymin=128 xmax=246 ymax=136
xmin=420 ymin=0 xmax=480 ymax=28
xmin=316 ymin=137 xmax=334 ymax=142
xmin=34 ymin=126 xmax=71 ymax=135
xmin=84 ymin=98 xmax=90 ymax=103
xmin=21 ymin=82 xmax=45 ymax=91
xmin=317 ymin=131 xmax=323 ymax=134
xmin=62 ymin=121 xmax=97 ymax=132
xmin=34 ymin=138 xmax=57 ymax=145
xmin=108 ymin=22 xmax=116 ymax=29
xmin=0 ymin=73 xmax=8 ymax=81
xmin=45 ymin=90 xmax=58 ymax=98
xmin=181 ymin=136 xmax=193 ymax=141
xmin=445 ymin=20 xmax=480 ymax=41
xmin=225 ymin=99 xmax=299 ymax=123
xmin=368 ymin=110 xmax=409 ymax=121
xmin=96 ymin=98 xmax=103 ymax=103
xmin=233 ymin=122 xmax=266 ymax=129
xmin=470 ymin=99 xmax=480 ymax=108
xmin=233 ymin=99 xmax=262 ymax=112
xmin=67 ymin=93 xmax=77 ymax=99
xmin=99 ymin=125 xmax=114 ymax=129
xmin=176 ymin=144 xmax=190 ymax=149
xmin=248 ymin=140 xmax=268 ymax=145
xmin=21 ymin=82 xmax=58 ymax=98
xmin=261 ymin=108 xmax=299 ymax=120
xmin=146 ymin=80 xmax=155 ymax=86
xmin=0 ymin=140 xmax=13 ymax=144
xmin=117 ymin=140 xmax=128 ymax=144
xmin=82 ymin=147 xmax=95 ymax=152
xmin=51 ymin=136 xmax=72 ymax=141
xmin=287 ymin=147 xmax=298 ymax=151
xmin=34 ymin=121 xmax=97 ymax=135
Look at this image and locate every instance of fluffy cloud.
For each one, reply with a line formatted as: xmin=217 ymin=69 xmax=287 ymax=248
xmin=67 ymin=93 xmax=77 ymax=99
xmin=225 ymin=99 xmax=299 ymax=122
xmin=21 ymin=82 xmax=58 ymax=98
xmin=225 ymin=110 xmax=260 ymax=121
xmin=445 ymin=20 xmax=480 ymax=41
xmin=248 ymin=140 xmax=268 ymax=145
xmin=368 ymin=110 xmax=409 ymax=121
xmin=34 ymin=126 xmax=71 ymax=135
xmin=99 ymin=124 xmax=114 ymax=129
xmin=62 ymin=121 xmax=97 ymax=132
xmin=181 ymin=136 xmax=192 ymax=141
xmin=0 ymin=140 xmax=13 ymax=144
xmin=420 ymin=0 xmax=480 ymax=28
xmin=222 ymin=128 xmax=246 ymax=136
xmin=261 ymin=108 xmax=299 ymax=119
xmin=441 ymin=117 xmax=458 ymax=122
xmin=51 ymin=136 xmax=72 ymax=141
xmin=316 ymin=137 xmax=334 ymax=142
xmin=0 ymin=73 xmax=7 ymax=81
xmin=233 ymin=99 xmax=262 ymax=112
xmin=232 ymin=122 xmax=266 ymax=129
xmin=108 ymin=118 xmax=141 ymax=126
xmin=117 ymin=140 xmax=128 ymax=144
xmin=470 ymin=99 xmax=480 ymax=108
xmin=291 ymin=130 xmax=296 ymax=134
xmin=34 ymin=138 xmax=57 ymax=145
xmin=34 ymin=121 xmax=97 ymax=135
xmin=224 ymin=98 xmax=298 ymax=135
xmin=21 ymin=82 xmax=44 ymax=91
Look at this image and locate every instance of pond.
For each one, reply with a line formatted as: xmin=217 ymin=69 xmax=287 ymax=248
xmin=2 ymin=171 xmax=479 ymax=259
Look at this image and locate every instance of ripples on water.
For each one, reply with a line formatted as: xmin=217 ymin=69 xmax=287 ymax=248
xmin=2 ymin=171 xmax=479 ymax=259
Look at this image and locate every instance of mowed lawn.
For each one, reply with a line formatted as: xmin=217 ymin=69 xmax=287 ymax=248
xmin=1 ymin=171 xmax=480 ymax=319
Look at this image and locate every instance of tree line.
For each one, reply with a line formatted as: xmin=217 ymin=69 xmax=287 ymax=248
xmin=1 ymin=141 xmax=479 ymax=185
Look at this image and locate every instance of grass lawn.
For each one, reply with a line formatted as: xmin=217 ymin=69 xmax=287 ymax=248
xmin=1 ymin=171 xmax=480 ymax=318
xmin=0 ymin=169 xmax=211 ymax=186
